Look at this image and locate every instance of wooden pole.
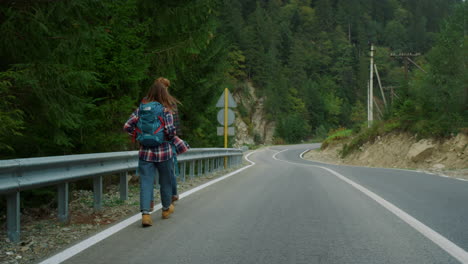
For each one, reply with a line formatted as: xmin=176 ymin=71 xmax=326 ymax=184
xmin=374 ymin=64 xmax=387 ymax=108
xmin=374 ymin=97 xmax=383 ymax=119
xmin=406 ymin=57 xmax=427 ymax=73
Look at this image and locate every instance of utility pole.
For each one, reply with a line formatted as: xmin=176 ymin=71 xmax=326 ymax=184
xmin=367 ymin=81 xmax=370 ymax=125
xmin=368 ymin=44 xmax=374 ymax=128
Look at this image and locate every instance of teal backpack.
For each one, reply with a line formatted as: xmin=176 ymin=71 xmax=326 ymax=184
xmin=135 ymin=101 xmax=165 ymax=147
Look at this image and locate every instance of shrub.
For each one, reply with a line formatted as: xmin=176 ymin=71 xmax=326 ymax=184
xmin=273 ymin=137 xmax=285 ymax=145
xmin=321 ymin=127 xmax=352 ymax=150
xmin=340 ymin=120 xmax=401 ymax=157
xmin=275 ymin=114 xmax=311 ymax=144
xmin=254 ymin=133 xmax=263 ymax=144
xmin=314 ymin=125 xmax=328 ymax=140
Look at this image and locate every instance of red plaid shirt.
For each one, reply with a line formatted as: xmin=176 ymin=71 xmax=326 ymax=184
xmin=124 ymin=107 xmax=183 ymax=162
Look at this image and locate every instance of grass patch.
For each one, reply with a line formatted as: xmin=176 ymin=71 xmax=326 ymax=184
xmin=321 ymin=128 xmax=353 ymax=149
xmin=340 ymin=120 xmax=402 ymax=158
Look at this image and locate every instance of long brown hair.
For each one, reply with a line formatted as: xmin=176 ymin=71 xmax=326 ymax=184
xmin=145 ymin=78 xmax=180 ymax=111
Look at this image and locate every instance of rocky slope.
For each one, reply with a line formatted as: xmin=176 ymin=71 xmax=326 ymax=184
xmin=304 ymin=132 xmax=468 ymax=179
xmin=232 ymin=82 xmax=275 ymax=147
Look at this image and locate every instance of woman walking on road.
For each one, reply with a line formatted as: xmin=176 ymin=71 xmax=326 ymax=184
xmin=123 ymin=78 xmax=188 ymax=227
xmin=155 ymin=77 xmax=181 ymax=205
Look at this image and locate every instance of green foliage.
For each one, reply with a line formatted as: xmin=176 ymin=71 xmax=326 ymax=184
xmin=0 ymin=0 xmax=228 ymax=158
xmin=217 ymin=0 xmax=462 ymax=145
xmin=0 ymin=74 xmax=24 ymax=153
xmin=390 ymin=2 xmax=468 ymax=138
xmin=350 ymin=101 xmax=366 ymax=124
xmin=340 ymin=119 xmax=403 ymax=157
xmin=0 ymin=0 xmax=464 ymax=160
xmin=314 ymin=125 xmax=328 ymax=140
xmin=253 ymin=133 xmax=262 ymax=145
xmin=321 ymin=127 xmax=352 ymax=149
xmin=383 ymin=120 xmax=401 ymax=133
xmin=341 ymin=123 xmax=380 ymax=158
xmin=275 ymin=113 xmax=311 ymax=144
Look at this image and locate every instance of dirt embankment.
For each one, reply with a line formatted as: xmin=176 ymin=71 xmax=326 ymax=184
xmin=304 ymin=133 xmax=468 ymax=179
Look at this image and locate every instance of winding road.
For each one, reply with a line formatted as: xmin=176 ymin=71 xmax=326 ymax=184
xmin=51 ymin=144 xmax=468 ymax=264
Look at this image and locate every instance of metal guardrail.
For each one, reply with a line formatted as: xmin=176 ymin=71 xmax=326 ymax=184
xmin=0 ymin=148 xmax=243 ymax=243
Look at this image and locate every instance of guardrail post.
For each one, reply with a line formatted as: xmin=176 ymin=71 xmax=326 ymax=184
xmin=181 ymin=162 xmax=186 ymax=182
xmin=204 ymin=159 xmax=209 ymax=175
xmin=190 ymin=161 xmax=195 ymax=180
xmin=57 ymin=183 xmax=69 ymax=223
xmin=217 ymin=158 xmax=222 ymax=171
xmin=197 ymin=160 xmax=202 ymax=177
xmin=7 ymin=192 xmax=20 ymax=243
xmin=119 ymin=172 xmax=128 ymax=201
xmin=93 ymin=176 xmax=103 ymax=210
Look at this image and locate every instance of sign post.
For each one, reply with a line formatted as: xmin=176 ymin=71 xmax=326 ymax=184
xmin=224 ymin=88 xmax=228 ymax=148
xmin=216 ymin=88 xmax=237 ymax=168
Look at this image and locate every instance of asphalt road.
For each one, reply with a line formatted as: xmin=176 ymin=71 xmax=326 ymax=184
xmin=61 ymin=144 xmax=468 ymax=264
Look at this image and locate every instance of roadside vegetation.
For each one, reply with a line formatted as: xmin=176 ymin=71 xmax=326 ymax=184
xmin=321 ymin=2 xmax=467 ymax=157
xmin=1 ymin=0 xmax=466 ymax=158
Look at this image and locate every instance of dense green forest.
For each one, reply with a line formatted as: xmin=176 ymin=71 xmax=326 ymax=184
xmin=0 ymin=0 xmax=466 ymax=159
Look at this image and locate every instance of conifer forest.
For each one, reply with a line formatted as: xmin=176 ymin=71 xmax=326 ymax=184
xmin=0 ymin=0 xmax=466 ymax=159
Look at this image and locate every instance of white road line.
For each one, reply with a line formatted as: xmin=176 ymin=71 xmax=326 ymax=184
xmin=38 ymin=151 xmax=258 ymax=264
xmin=272 ymin=149 xmax=288 ymax=160
xmin=276 ymin=149 xmax=468 ymax=264
xmin=299 ymin=149 xmax=309 ymax=159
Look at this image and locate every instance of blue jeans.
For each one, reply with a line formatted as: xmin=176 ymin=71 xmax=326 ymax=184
xmin=150 ymin=158 xmax=177 ymax=202
xmin=139 ymin=159 xmax=172 ymax=212
xmin=171 ymin=159 xmax=178 ymax=196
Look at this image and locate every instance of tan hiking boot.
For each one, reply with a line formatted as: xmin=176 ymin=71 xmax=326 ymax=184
xmin=162 ymin=204 xmax=175 ymax=219
xmin=172 ymin=195 xmax=179 ymax=204
xmin=142 ymin=214 xmax=153 ymax=227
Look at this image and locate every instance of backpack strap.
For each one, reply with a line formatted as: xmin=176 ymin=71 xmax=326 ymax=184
xmin=153 ymin=116 xmax=165 ymax=135
xmin=132 ymin=128 xmax=141 ymax=143
xmin=132 ymin=110 xmax=141 ymax=143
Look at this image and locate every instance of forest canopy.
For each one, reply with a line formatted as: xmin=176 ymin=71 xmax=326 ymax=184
xmin=0 ymin=0 xmax=466 ymax=158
